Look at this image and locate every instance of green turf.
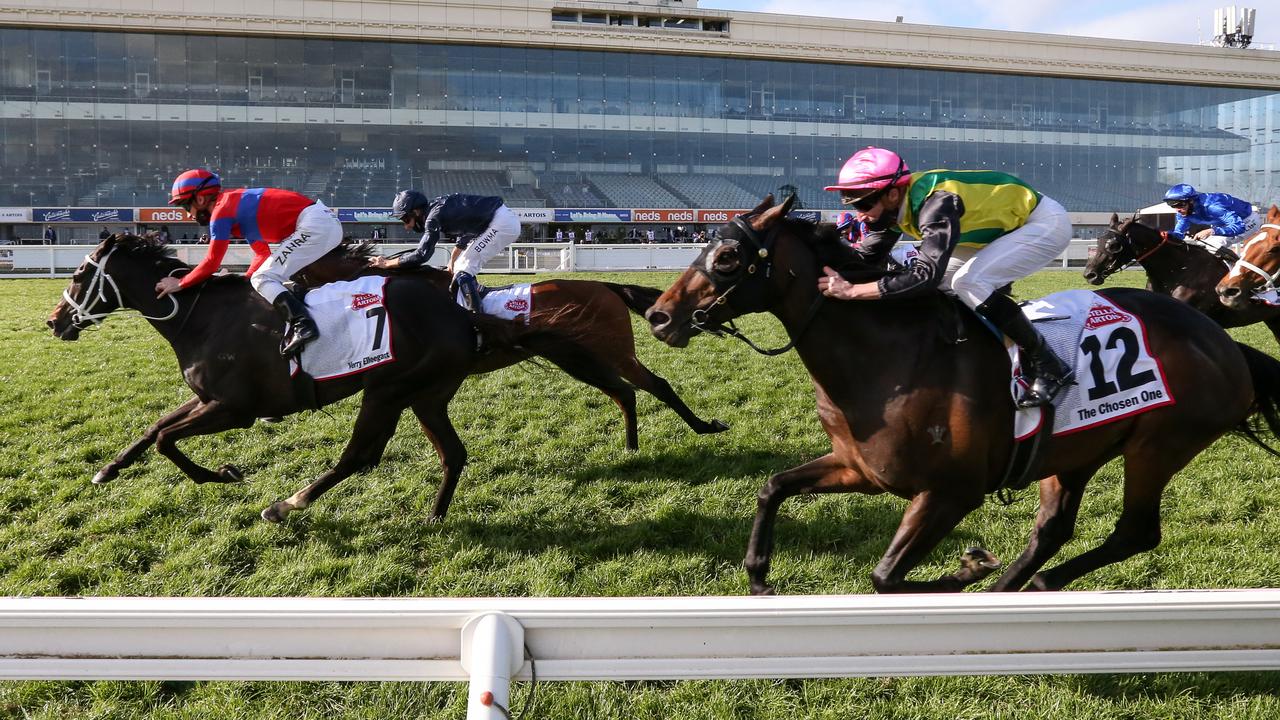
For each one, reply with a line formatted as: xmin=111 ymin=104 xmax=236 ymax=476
xmin=3 ymin=269 xmax=1280 ymax=718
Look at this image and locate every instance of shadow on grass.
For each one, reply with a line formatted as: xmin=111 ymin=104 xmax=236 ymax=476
xmin=1066 ymin=670 xmax=1280 ymax=703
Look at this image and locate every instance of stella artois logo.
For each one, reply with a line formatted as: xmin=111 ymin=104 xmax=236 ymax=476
xmin=505 ymin=298 xmax=529 ymax=313
xmin=1084 ymin=302 xmax=1132 ymax=330
xmin=351 ymin=292 xmax=382 ymax=310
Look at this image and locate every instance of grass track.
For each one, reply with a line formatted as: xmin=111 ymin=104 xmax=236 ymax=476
xmin=3 ymin=270 xmax=1280 ymax=718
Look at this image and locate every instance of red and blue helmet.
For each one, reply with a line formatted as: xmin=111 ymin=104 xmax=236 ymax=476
xmin=169 ymin=169 xmax=221 ymax=207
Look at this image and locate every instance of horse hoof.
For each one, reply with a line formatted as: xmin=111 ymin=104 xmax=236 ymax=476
xmin=750 ymin=585 xmax=776 ymax=596
xmin=261 ymin=504 xmax=288 ymax=523
xmin=91 ymin=468 xmax=115 ymax=485
xmin=701 ymin=419 xmax=731 ymax=434
xmin=1026 ymin=574 xmax=1052 ymax=591
xmin=961 ymin=546 xmax=1002 ymax=572
xmin=218 ymin=464 xmax=245 ymax=483
xmin=260 ymin=416 xmax=284 ymax=423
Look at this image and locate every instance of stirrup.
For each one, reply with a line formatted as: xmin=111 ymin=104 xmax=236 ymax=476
xmin=1016 ymin=372 xmax=1072 ymax=409
xmin=279 ymin=324 xmax=318 ymax=358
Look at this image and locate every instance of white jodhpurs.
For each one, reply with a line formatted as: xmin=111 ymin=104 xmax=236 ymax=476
xmin=452 ymin=205 xmax=521 ymax=278
xmin=1199 ymin=212 xmax=1262 ymax=253
xmin=249 ymin=201 xmax=343 ymax=303
xmin=945 ymin=195 xmax=1072 ymax=309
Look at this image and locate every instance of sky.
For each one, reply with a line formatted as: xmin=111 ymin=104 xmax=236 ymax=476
xmin=700 ymin=1 xmax=1277 ymax=48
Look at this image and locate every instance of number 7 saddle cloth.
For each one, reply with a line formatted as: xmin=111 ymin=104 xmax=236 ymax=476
xmin=1010 ymin=290 xmax=1174 ymax=440
xmin=288 ymin=276 xmax=396 ymax=381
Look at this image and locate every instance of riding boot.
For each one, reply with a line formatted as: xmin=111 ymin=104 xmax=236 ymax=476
xmin=455 ymin=271 xmax=484 ymax=313
xmin=975 ymin=293 xmax=1073 ymax=409
xmin=272 ymin=291 xmax=319 ymax=357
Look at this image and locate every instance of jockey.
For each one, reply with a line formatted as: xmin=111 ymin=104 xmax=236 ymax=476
xmin=1162 ymin=183 xmax=1260 ymax=260
xmin=373 ymin=190 xmax=521 ymax=312
xmin=153 ymin=169 xmax=342 ymax=356
xmin=819 ymin=147 xmax=1073 ymax=408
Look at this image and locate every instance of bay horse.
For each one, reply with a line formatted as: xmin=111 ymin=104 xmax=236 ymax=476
xmin=1215 ymin=205 xmax=1280 ymax=311
xmin=1082 ymin=213 xmax=1280 ymax=344
xmin=47 ymin=234 xmax=534 ymax=523
xmin=646 ymin=195 xmax=1280 ymax=595
xmin=295 ymin=240 xmax=727 ymax=451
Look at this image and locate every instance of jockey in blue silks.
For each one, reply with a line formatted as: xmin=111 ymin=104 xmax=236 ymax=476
xmin=1163 ymin=183 xmax=1261 ymax=260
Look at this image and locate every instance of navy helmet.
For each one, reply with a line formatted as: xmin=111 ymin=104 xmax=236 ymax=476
xmin=1163 ymin=183 xmax=1198 ymax=205
xmin=391 ymin=189 xmax=431 ymax=220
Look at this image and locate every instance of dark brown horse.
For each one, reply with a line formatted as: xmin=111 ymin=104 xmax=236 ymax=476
xmin=1216 ymin=205 xmax=1280 ymax=310
xmin=647 ymin=196 xmax=1280 ymax=595
xmin=297 ymin=241 xmax=727 ymax=450
xmin=47 ymin=234 xmax=536 ymax=523
xmin=1083 ymin=213 xmax=1280 ymax=344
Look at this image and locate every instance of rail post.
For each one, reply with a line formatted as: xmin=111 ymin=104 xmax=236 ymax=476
xmin=461 ymin=611 xmax=525 ymax=720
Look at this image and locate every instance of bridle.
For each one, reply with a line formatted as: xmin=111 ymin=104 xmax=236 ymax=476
xmin=687 ymin=215 xmax=823 ymax=356
xmin=61 ymin=244 xmax=180 ymax=329
xmin=1231 ymin=223 xmax=1280 ymax=294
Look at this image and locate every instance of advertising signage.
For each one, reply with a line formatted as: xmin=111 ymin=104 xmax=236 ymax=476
xmin=138 ymin=207 xmax=193 ymax=223
xmin=554 ymin=209 xmax=632 ymax=223
xmin=694 ymin=209 xmax=749 ymax=223
xmin=34 ymin=208 xmax=134 ymax=223
xmin=0 ymin=207 xmax=30 ymax=222
xmin=336 ymin=208 xmax=397 ymax=223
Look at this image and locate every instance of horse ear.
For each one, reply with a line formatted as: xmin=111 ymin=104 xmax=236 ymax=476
xmin=1110 ymin=213 xmax=1120 ymax=227
xmin=749 ymin=194 xmax=774 ymax=215
xmin=1269 ymin=205 xmax=1280 ymax=223
xmin=751 ymin=194 xmax=796 ymax=231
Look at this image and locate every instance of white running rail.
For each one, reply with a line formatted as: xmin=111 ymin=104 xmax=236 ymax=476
xmin=1 ymin=591 xmax=1280 ymax=719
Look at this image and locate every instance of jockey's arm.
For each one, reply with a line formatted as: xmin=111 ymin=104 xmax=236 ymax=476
xmin=1206 ymin=201 xmax=1247 ymax=237
xmin=1171 ymin=213 xmax=1191 ymax=239
xmin=875 ymin=191 xmax=962 ymax=300
xmin=178 ymin=239 xmax=230 ymax=289
xmin=447 ymin=245 xmax=463 ymax=274
xmin=244 ymin=242 xmax=271 ymax=277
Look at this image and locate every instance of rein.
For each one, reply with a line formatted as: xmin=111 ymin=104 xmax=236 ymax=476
xmin=62 ymin=245 xmax=180 ymax=328
xmin=689 ymin=216 xmax=824 ymax=356
xmin=1233 ymin=223 xmax=1280 ymax=293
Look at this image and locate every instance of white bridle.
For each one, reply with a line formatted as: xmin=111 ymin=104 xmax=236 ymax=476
xmin=61 ymin=245 xmax=180 ymax=328
xmin=1230 ymin=224 xmax=1280 ymax=294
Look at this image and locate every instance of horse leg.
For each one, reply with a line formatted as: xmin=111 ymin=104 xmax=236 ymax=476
xmin=869 ymin=490 xmax=990 ymax=593
xmin=1264 ymin=317 xmax=1280 ymax=352
xmin=151 ymin=400 xmax=257 ymax=484
xmin=261 ymin=391 xmax=407 ymax=523
xmin=615 ymin=356 xmax=729 ymax=436
xmin=1028 ymin=453 xmax=1182 ymax=590
xmin=537 ymin=345 xmax=642 ymax=451
xmin=744 ymin=453 xmax=881 ymax=595
xmin=410 ymin=396 xmax=468 ymax=522
xmin=988 ymin=469 xmax=1095 ymax=591
xmin=92 ymin=395 xmax=202 ymax=484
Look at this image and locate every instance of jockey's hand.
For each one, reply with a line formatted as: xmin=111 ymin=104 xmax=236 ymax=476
xmin=1193 ymin=229 xmax=1214 ymax=241
xmin=154 ymin=276 xmax=182 ymax=298
xmin=368 ymin=256 xmax=395 ymax=270
xmin=818 ymin=266 xmax=881 ymax=300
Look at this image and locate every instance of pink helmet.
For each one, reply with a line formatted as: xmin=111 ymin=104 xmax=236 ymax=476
xmin=825 ymin=147 xmax=910 ymax=194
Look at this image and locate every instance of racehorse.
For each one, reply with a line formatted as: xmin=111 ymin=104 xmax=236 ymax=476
xmin=1216 ymin=206 xmax=1280 ymax=311
xmin=47 ymin=234 xmax=536 ymax=524
xmin=1082 ymin=213 xmax=1280 ymax=343
xmin=646 ymin=195 xmax=1280 ymax=595
xmin=295 ymin=240 xmax=727 ymax=451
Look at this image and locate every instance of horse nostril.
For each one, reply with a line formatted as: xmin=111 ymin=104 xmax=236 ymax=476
xmin=646 ymin=309 xmax=670 ymax=329
xmin=1221 ymin=286 xmax=1240 ymax=298
xmin=1083 ymin=272 xmax=1097 ymax=281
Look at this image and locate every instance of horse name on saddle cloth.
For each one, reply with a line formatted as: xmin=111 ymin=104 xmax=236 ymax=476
xmin=287 ymin=276 xmax=395 ymax=381
xmin=1012 ymin=290 xmax=1174 ymax=440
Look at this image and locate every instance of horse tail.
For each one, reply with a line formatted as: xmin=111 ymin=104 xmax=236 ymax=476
xmin=602 ymin=282 xmax=662 ymax=317
xmin=1235 ymin=342 xmax=1280 ymax=457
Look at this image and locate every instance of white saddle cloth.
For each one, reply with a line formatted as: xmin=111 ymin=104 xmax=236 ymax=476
xmin=1012 ymin=290 xmax=1174 ymax=440
xmin=288 ymin=276 xmax=396 ymax=381
xmin=479 ymin=283 xmax=533 ymax=322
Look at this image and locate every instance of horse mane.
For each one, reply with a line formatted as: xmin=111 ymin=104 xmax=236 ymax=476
xmin=783 ymin=217 xmax=889 ymax=284
xmin=332 ymin=237 xmax=381 ymax=262
xmin=111 ymin=233 xmax=176 ymax=261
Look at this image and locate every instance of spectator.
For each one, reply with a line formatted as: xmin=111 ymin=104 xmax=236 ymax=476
xmin=568 ymin=230 xmax=576 ymax=243
xmin=157 ymin=225 xmax=171 ymax=244
xmin=584 ymin=229 xmax=593 ymax=244
xmin=43 ymin=225 xmax=57 ymax=244
xmin=98 ymin=226 xmax=111 ymax=240
xmin=555 ymin=229 xmax=564 ymax=242
xmin=646 ymin=229 xmax=655 ymax=243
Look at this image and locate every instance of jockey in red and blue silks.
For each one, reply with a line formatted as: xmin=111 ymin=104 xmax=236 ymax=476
xmin=153 ymin=169 xmax=343 ymax=356
xmin=1163 ymin=183 xmax=1261 ymax=260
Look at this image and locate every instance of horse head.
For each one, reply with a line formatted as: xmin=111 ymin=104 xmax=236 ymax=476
xmin=1216 ymin=205 xmax=1280 ymax=310
xmin=1082 ymin=213 xmax=1164 ymax=285
xmin=645 ymin=194 xmax=805 ymax=347
xmin=47 ymin=233 xmax=185 ymax=340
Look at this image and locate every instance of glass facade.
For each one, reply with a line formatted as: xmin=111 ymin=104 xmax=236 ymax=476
xmin=2 ymin=27 xmax=1277 ymax=212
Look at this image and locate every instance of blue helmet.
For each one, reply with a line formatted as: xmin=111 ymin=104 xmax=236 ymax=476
xmin=1164 ymin=184 xmax=1198 ymax=203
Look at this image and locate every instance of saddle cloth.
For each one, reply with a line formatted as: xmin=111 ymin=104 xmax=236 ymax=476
xmin=479 ymin=283 xmax=533 ymax=322
xmin=288 ymin=276 xmax=396 ymax=381
xmin=1011 ymin=290 xmax=1174 ymax=440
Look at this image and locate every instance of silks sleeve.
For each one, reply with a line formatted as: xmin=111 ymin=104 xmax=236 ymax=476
xmin=178 ymin=239 xmax=230 ymax=289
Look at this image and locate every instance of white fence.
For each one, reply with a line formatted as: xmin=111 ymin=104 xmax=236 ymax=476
xmin=2 ymin=591 xmax=1279 ymax=719
xmin=0 ymin=240 xmax=1100 ymax=278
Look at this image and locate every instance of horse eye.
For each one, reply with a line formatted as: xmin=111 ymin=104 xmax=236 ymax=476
xmin=714 ymin=249 xmax=740 ymax=272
